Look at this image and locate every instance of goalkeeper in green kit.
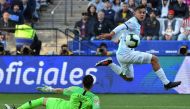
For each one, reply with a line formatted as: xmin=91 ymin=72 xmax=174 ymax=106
xmin=5 ymin=75 xmax=100 ymax=109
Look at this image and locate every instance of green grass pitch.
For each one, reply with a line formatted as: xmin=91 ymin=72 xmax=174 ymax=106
xmin=0 ymin=94 xmax=190 ymax=109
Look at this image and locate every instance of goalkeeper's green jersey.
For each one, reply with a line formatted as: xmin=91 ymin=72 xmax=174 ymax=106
xmin=64 ymin=86 xmax=100 ymax=109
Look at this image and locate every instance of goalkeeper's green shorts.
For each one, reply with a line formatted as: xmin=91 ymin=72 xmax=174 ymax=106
xmin=46 ymin=98 xmax=70 ymax=109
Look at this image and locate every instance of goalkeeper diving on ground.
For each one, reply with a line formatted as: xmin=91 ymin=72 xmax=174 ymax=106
xmin=5 ymin=75 xmax=100 ymax=109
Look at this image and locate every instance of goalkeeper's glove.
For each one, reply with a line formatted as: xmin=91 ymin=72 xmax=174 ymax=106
xmin=36 ymin=84 xmax=54 ymax=92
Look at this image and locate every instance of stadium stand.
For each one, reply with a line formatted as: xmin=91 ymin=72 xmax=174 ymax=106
xmin=36 ymin=0 xmax=89 ymax=29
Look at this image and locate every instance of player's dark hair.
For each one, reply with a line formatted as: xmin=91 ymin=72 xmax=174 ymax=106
xmin=82 ymin=75 xmax=94 ymax=89
xmin=134 ymin=5 xmax=146 ymax=11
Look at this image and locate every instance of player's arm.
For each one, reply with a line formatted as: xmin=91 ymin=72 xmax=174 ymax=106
xmin=36 ymin=85 xmax=63 ymax=94
xmin=99 ymin=23 xmax=127 ymax=39
xmin=98 ymin=31 xmax=115 ymax=39
xmin=53 ymin=88 xmax=64 ymax=93
xmin=37 ymin=85 xmax=76 ymax=96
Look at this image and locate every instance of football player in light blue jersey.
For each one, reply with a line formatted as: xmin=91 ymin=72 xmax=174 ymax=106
xmin=95 ymin=5 xmax=181 ymax=90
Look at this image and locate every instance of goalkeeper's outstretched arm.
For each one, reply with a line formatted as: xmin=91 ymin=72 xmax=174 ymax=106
xmin=53 ymin=88 xmax=64 ymax=93
xmin=36 ymin=85 xmax=64 ymax=94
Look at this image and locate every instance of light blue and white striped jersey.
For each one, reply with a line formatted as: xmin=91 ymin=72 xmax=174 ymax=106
xmin=112 ymin=17 xmax=141 ymax=55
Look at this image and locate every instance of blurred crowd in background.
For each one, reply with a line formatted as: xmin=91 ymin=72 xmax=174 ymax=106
xmin=74 ymin=0 xmax=190 ymax=41
xmin=0 ymin=0 xmax=53 ymax=55
xmin=0 ymin=0 xmax=54 ymax=26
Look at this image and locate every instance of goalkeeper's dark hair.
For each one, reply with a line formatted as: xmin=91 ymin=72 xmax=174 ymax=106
xmin=82 ymin=75 xmax=94 ymax=89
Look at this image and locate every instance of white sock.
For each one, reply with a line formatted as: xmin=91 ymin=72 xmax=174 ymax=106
xmin=108 ymin=63 xmax=122 ymax=75
xmin=155 ymin=68 xmax=170 ymax=85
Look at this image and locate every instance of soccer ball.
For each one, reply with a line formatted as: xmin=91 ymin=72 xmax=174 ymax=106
xmin=125 ymin=33 xmax=140 ymax=48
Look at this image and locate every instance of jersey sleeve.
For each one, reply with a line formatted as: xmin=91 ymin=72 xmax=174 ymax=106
xmin=63 ymin=86 xmax=78 ymax=96
xmin=113 ymin=21 xmax=136 ymax=34
xmin=112 ymin=24 xmax=127 ymax=34
xmin=93 ymin=96 xmax=101 ymax=109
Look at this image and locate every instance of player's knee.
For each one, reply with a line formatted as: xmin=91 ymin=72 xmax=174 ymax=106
xmin=151 ymin=55 xmax=158 ymax=64
xmin=124 ymin=77 xmax=134 ymax=81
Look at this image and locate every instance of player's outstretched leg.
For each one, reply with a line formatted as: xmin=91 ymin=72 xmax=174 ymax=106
xmin=151 ymin=55 xmax=181 ymax=90
xmin=164 ymin=81 xmax=182 ymax=90
xmin=17 ymin=97 xmax=45 ymax=109
xmin=95 ymin=57 xmax=122 ymax=75
xmin=95 ymin=57 xmax=134 ymax=81
xmin=95 ymin=57 xmax=113 ymax=66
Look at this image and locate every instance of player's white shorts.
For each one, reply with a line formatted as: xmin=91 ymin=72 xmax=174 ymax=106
xmin=116 ymin=50 xmax=152 ymax=78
